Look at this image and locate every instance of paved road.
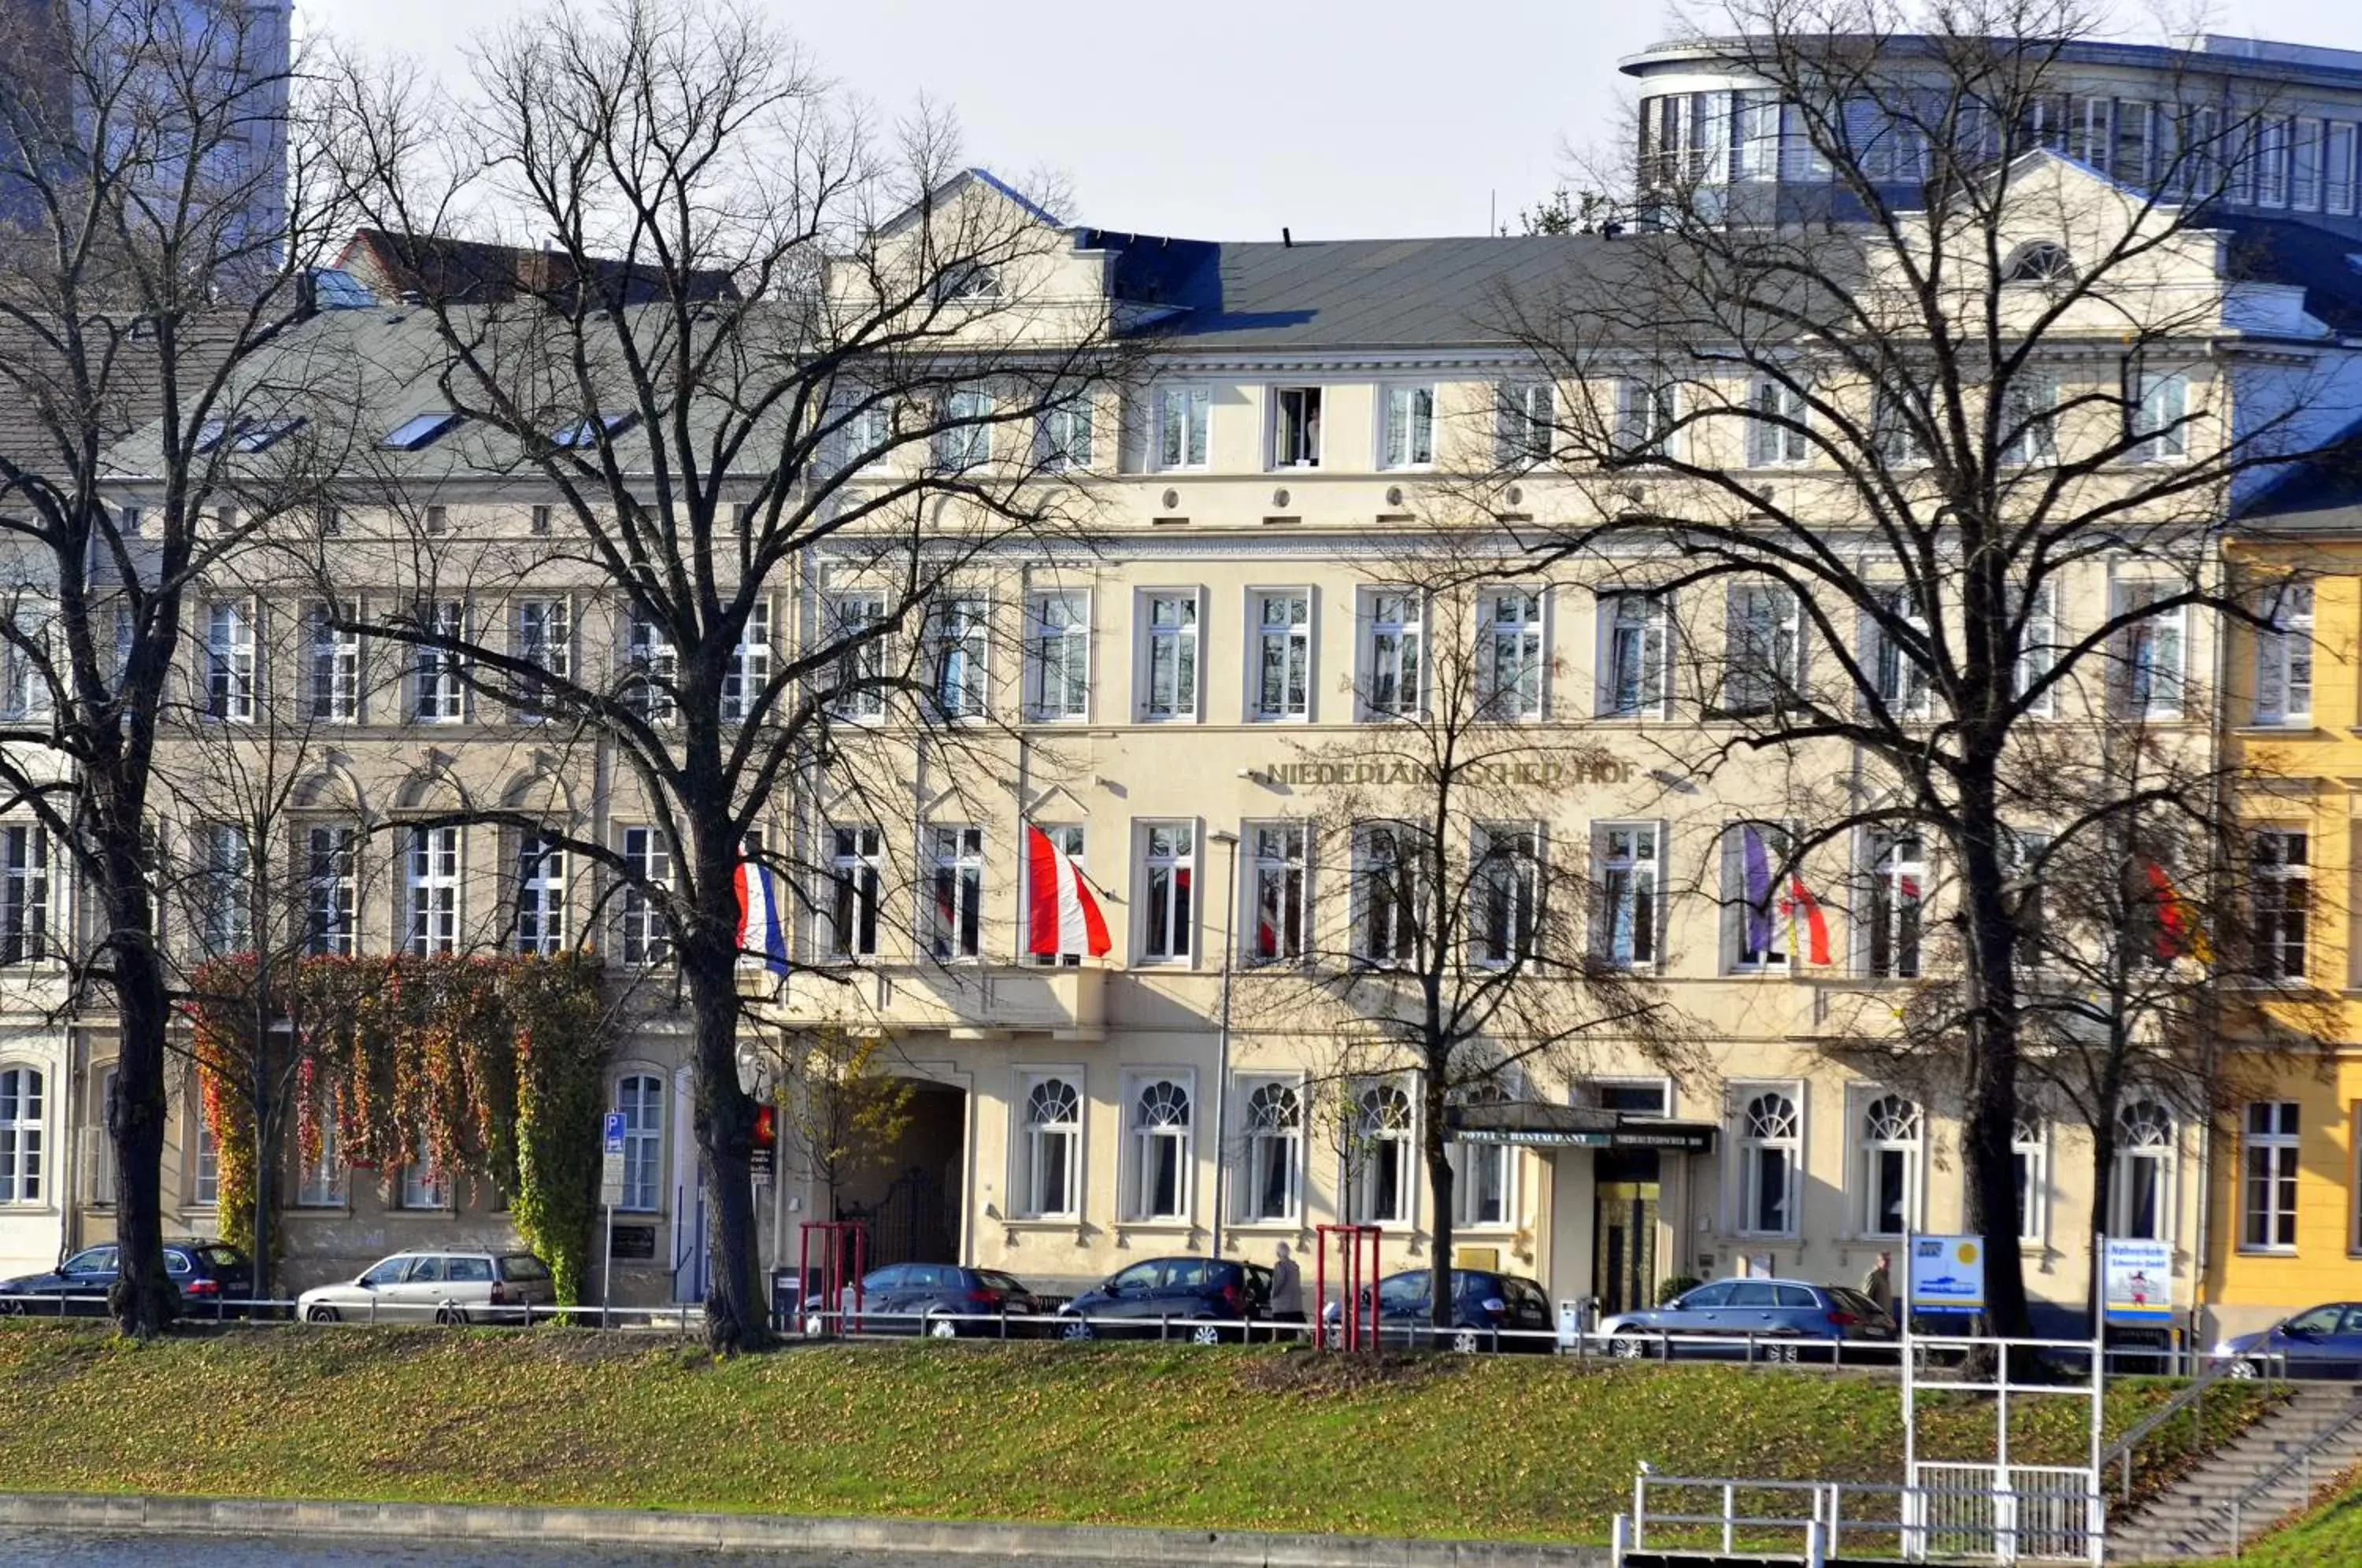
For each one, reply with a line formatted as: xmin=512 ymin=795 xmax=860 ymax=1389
xmin=0 ymin=1530 xmax=1026 ymax=1566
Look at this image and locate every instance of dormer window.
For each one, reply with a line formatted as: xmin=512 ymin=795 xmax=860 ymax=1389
xmin=382 ymin=411 xmax=464 ymax=450
xmin=552 ymin=411 xmax=633 ymax=448
xmin=935 ymin=261 xmax=1000 ymax=302
xmin=2003 ymin=241 xmax=2075 ymax=284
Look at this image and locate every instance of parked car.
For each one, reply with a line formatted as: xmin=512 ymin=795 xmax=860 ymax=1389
xmin=0 ymin=1240 xmax=254 ymax=1316
xmin=1057 ymin=1257 xmax=1271 ymax=1344
xmin=296 ymin=1250 xmax=557 ymax=1325
xmin=806 ymin=1263 xmax=1044 ymax=1338
xmin=1596 ymin=1278 xmax=1897 ymax=1362
xmin=1321 ymin=1267 xmax=1557 ymax=1353
xmin=2216 ymin=1303 xmax=2362 ymax=1378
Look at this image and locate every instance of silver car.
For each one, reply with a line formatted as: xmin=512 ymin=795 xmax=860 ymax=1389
xmin=298 ymin=1250 xmax=557 ymax=1325
xmin=1597 ymin=1277 xmax=1898 ymax=1362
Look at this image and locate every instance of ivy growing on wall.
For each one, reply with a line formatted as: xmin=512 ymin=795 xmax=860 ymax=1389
xmin=190 ymin=953 xmax=614 ymax=1303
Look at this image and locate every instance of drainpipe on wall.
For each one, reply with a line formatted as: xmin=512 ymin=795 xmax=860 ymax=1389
xmin=61 ymin=1025 xmax=83 ymax=1259
xmin=1208 ymin=829 xmax=1239 ymax=1259
xmin=2190 ymin=537 xmax=2234 ymax=1352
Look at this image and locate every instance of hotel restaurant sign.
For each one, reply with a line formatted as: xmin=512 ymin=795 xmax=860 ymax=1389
xmin=1444 ymin=1104 xmax=1716 ymax=1152
xmin=1264 ymin=756 xmax=1638 ymax=790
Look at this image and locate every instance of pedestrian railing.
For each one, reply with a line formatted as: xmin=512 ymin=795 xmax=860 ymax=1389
xmin=1617 ymin=1468 xmax=2105 ymax=1565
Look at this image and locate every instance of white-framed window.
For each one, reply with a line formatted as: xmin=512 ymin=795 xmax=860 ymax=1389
xmin=1872 ymin=390 xmax=1924 ymax=467
xmin=413 ymin=599 xmax=467 ymax=723
xmin=1591 ymin=822 xmax=1658 ymax=970
xmin=1499 ymin=380 xmax=1556 ymax=466
xmin=1380 ymin=383 xmax=1436 ymax=469
xmin=1153 ymin=385 xmax=1211 ymax=471
xmin=0 ymin=826 xmax=49 ymax=965
xmin=2016 ymin=582 xmax=2060 ymax=716
xmin=405 ymin=825 xmax=460 ymax=956
xmin=624 ymin=604 xmax=678 ymax=723
xmin=1615 ymin=378 xmax=1678 ymax=457
xmin=2112 ymin=582 xmax=2186 ymax=719
xmin=2241 ymin=1100 xmax=2299 ymax=1252
xmin=400 ymin=1136 xmax=448 ymax=1210
xmin=1477 ymin=587 xmax=1546 ymax=720
xmin=1139 ymin=822 xmax=1194 ymax=962
xmin=2250 ymin=829 xmax=2308 ymax=982
xmin=1018 ymin=1074 xmax=1082 ymax=1219
xmin=1126 ymin=1076 xmax=1193 ymax=1222
xmin=1355 ymin=821 xmax=1423 ymax=966
xmin=1361 ymin=590 xmax=1423 ymax=719
xmin=1246 ymin=821 xmax=1309 ymax=966
xmin=1140 ymin=591 xmax=1199 ymax=720
xmin=304 ymin=825 xmax=357 ymax=956
xmin=721 ymin=599 xmax=772 ymax=723
xmin=1856 ymin=1093 xmax=1921 ymax=1238
xmin=2112 ymin=1099 xmax=2174 ymax=1242
xmin=1474 ymin=821 xmax=1543 ymax=967
xmin=0 ymin=1066 xmax=42 ymax=1204
xmin=199 ymin=823 xmax=251 ymax=956
xmin=516 ymin=597 xmax=570 ymax=714
xmin=1861 ymin=829 xmax=1925 ymax=979
xmin=2330 ymin=122 xmax=2360 ymax=217
xmin=1737 ymin=1087 xmax=1801 ymax=1237
xmin=2013 ymin=1117 xmax=2047 ymax=1244
xmin=1270 ymin=386 xmax=1323 ymax=468
xmin=1449 ymin=1082 xmax=1517 ymax=1229
xmin=205 ymin=598 xmax=255 ymax=722
xmin=307 ymin=602 xmax=360 ymax=723
xmin=2254 ymin=583 xmax=2314 ymax=727
xmin=824 ymin=590 xmax=886 ymax=721
xmin=1249 ymin=590 xmax=1312 ymax=721
xmin=1865 ymin=583 xmax=1931 ymax=716
xmin=620 ymin=826 xmax=672 ymax=966
xmin=0 ymin=601 xmax=48 ymax=719
xmin=2127 ymin=362 xmax=2190 ymax=462
xmin=1035 ymin=398 xmax=1094 ymax=473
xmin=1597 ymin=591 xmax=1671 ymax=719
xmin=934 ymin=386 xmax=993 ymax=471
xmin=516 ymin=832 xmax=567 ymax=956
xmin=1722 ymin=820 xmax=1790 ymax=972
xmin=838 ymin=397 xmax=894 ymax=475
xmin=616 ymin=1073 xmax=663 ymax=1212
xmin=296 ymin=1108 xmax=344 ymax=1207
xmin=931 ymin=597 xmax=988 ymax=721
xmin=823 ymin=825 xmax=881 ymax=960
xmin=1723 ymin=583 xmax=1802 ymax=715
xmin=1237 ymin=1077 xmax=1302 ymax=1223
xmin=2000 ymin=374 xmax=2059 ymax=465
xmin=1026 ymin=824 xmax=1087 ymax=970
xmin=1024 ymin=590 xmax=1090 ymax=721
xmin=192 ymin=1115 xmax=218 ymax=1207
xmin=923 ymin=825 xmax=983 ymax=961
xmin=1749 ymin=377 xmax=1811 ymax=466
xmin=1349 ymin=1082 xmax=1413 ymax=1225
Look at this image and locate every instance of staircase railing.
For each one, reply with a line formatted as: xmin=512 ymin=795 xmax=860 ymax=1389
xmin=2218 ymin=1392 xmax=2362 ymax=1559
xmin=2100 ymin=1354 xmax=2287 ymax=1503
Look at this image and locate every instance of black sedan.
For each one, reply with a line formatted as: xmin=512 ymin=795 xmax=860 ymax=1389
xmin=1057 ymin=1256 xmax=1271 ymax=1344
xmin=813 ymin=1263 xmax=1044 ymax=1338
xmin=1323 ymin=1267 xmax=1557 ymax=1352
xmin=0 ymin=1240 xmax=255 ymax=1316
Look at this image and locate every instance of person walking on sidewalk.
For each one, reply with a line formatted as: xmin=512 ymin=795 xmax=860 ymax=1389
xmin=1863 ymin=1251 xmax=1894 ymax=1319
xmin=1268 ymin=1242 xmax=1305 ymax=1342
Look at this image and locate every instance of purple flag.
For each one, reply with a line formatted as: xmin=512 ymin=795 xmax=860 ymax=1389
xmin=1741 ymin=826 xmax=1776 ymax=956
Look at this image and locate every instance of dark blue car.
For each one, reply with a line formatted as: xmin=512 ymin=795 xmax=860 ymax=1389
xmin=0 ymin=1240 xmax=255 ymax=1316
xmin=2216 ymin=1303 xmax=2362 ymax=1378
xmin=1322 ymin=1268 xmax=1557 ymax=1352
xmin=1056 ymin=1256 xmax=1270 ymax=1344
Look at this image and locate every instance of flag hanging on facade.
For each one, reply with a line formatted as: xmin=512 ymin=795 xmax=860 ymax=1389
xmin=1740 ymin=825 xmax=1778 ymax=959
xmin=1781 ymin=871 xmax=1834 ymax=967
xmin=2143 ymin=860 xmax=2212 ymax=961
xmin=735 ymin=849 xmax=789 ymax=975
xmin=1026 ymin=823 xmax=1112 ymax=959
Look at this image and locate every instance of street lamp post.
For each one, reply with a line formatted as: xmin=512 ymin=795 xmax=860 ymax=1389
xmin=1209 ymin=828 xmax=1240 ymax=1260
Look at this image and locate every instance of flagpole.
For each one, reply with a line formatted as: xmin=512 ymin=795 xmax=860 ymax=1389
xmin=1209 ymin=828 xmax=1239 ymax=1260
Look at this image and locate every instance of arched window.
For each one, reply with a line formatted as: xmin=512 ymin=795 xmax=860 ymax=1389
xmin=1857 ymin=1094 xmax=1921 ymax=1237
xmin=0 ymin=1065 xmax=42 ymax=1204
xmin=616 ymin=1074 xmax=663 ymax=1212
xmin=1239 ymin=1079 xmax=1302 ymax=1222
xmin=1739 ymin=1090 xmax=1799 ymax=1236
xmin=2003 ymin=241 xmax=2075 ymax=283
xmin=1128 ymin=1079 xmax=1191 ymax=1221
xmin=2113 ymin=1100 xmax=2174 ymax=1241
xmin=1021 ymin=1075 xmax=1080 ymax=1219
xmin=1350 ymin=1084 xmax=1413 ymax=1225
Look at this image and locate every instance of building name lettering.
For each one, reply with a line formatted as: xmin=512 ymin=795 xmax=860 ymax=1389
xmin=1264 ymin=758 xmax=1635 ymax=789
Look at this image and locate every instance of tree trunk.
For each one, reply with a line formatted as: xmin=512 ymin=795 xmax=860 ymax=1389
xmin=1422 ymin=1069 xmax=1455 ymax=1333
xmin=1957 ymin=790 xmax=2032 ymax=1340
xmin=683 ymin=931 xmax=764 ymax=1352
xmin=106 ymin=925 xmax=177 ymax=1337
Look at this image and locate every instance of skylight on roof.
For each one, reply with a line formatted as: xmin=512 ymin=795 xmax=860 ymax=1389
xmin=382 ymin=411 xmax=465 ymax=451
xmin=552 ymin=411 xmax=632 ymax=448
xmin=235 ymin=416 xmax=305 ymax=453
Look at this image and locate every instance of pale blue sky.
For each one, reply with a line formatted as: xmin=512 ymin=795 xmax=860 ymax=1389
xmin=303 ymin=0 xmax=2362 ymax=241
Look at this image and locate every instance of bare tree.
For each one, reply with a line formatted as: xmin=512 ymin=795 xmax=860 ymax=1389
xmin=320 ymin=0 xmax=1125 ymax=1348
xmin=1490 ymin=0 xmax=2361 ymax=1333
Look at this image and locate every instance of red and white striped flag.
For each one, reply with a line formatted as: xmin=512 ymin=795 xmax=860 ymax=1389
xmin=1025 ymin=823 xmax=1111 ymax=960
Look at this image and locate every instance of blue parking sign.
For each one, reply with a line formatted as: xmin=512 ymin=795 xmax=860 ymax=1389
xmin=603 ymin=1111 xmax=628 ymax=1154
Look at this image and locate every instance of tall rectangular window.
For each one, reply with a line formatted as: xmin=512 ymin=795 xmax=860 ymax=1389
xmin=1863 ymin=830 xmax=1924 ymax=978
xmin=193 ymin=1119 xmax=218 ymax=1207
xmin=2329 ymin=123 xmax=2359 ymax=216
xmin=1381 ymin=384 xmax=1436 ymax=468
xmin=1749 ymin=379 xmax=1811 ymax=466
xmin=1025 ymin=591 xmax=1089 ymax=721
xmin=297 ymin=1111 xmax=344 ymax=1207
xmin=1141 ymin=592 xmax=1198 ymax=720
xmin=1722 ymin=822 xmax=1790 ymax=972
xmin=2016 ymin=582 xmax=2060 ymax=716
xmin=1738 ymin=1089 xmax=1801 ymax=1237
xmin=1477 ymin=589 xmax=1545 ymax=720
xmin=1140 ymin=823 xmax=1194 ymax=962
xmin=405 ymin=826 xmax=460 ymax=956
xmin=1250 ymin=591 xmax=1311 ymax=721
xmin=626 ymin=605 xmax=677 ymax=722
xmin=824 ymin=825 xmax=880 ymax=959
xmin=2000 ymin=375 xmax=2059 ymax=466
xmin=1126 ymin=1077 xmax=1193 ymax=1221
xmin=2254 ymin=584 xmax=2314 ymax=727
xmin=1473 ymin=822 xmax=1543 ymax=967
xmin=2127 ymin=364 xmax=2190 ymax=461
xmin=2013 ymin=1119 xmax=2046 ymax=1244
xmin=0 ymin=827 xmax=47 ymax=964
xmin=1723 ymin=584 xmax=1801 ymax=715
xmin=1154 ymin=386 xmax=1210 ymax=471
xmin=1593 ymin=823 xmax=1658 ymax=970
xmin=1865 ymin=584 xmax=1931 ymax=716
xmin=304 ymin=825 xmax=357 ymax=957
xmin=931 ymin=597 xmax=987 ymax=720
xmin=413 ymin=600 xmax=467 ymax=722
xmin=400 ymin=1137 xmax=447 ymax=1209
xmin=616 ymin=1074 xmax=664 ymax=1212
xmin=2112 ymin=582 xmax=2186 ymax=719
xmin=1247 ymin=822 xmax=1309 ymax=966
xmin=1035 ymin=399 xmax=1094 ymax=472
xmin=1238 ymin=1078 xmax=1302 ymax=1222
xmin=620 ymin=826 xmax=672 ymax=966
xmin=1615 ymin=379 xmax=1677 ymax=457
xmin=934 ymin=386 xmax=992 ymax=470
xmin=1362 ymin=590 xmax=1423 ymax=718
xmin=824 ymin=592 xmax=885 ymax=720
xmin=1270 ymin=387 xmax=1322 ymax=468
xmin=2241 ymin=1100 xmax=2299 ymax=1251
xmin=205 ymin=599 xmax=254 ymax=722
xmin=516 ymin=833 xmax=567 ymax=956
xmin=720 ymin=600 xmax=772 ymax=723
xmin=307 ymin=603 xmax=360 ymax=722
xmin=924 ymin=826 xmax=983 ymax=961
xmin=2251 ymin=829 xmax=2308 ymax=982
xmin=1019 ymin=1074 xmax=1081 ymax=1218
xmin=1027 ymin=824 xmax=1086 ymax=969
xmin=1598 ymin=592 xmax=1670 ymax=719
xmin=0 ymin=1065 xmax=41 ymax=1202
xmin=1356 ymin=823 xmax=1423 ymax=966
xmin=516 ymin=597 xmax=570 ymax=716
xmin=1499 ymin=381 xmax=1555 ymax=465
xmin=199 ymin=823 xmax=251 ymax=956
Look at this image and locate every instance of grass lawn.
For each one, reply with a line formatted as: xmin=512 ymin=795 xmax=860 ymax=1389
xmin=0 ymin=1326 xmax=2276 ymax=1544
xmin=2174 ymin=1462 xmax=2362 ymax=1568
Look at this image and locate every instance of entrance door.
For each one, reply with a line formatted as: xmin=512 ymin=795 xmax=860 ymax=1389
xmin=1594 ymin=1180 xmax=1660 ymax=1318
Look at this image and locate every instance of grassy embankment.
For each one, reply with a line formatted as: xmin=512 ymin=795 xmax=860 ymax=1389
xmin=0 ymin=1326 xmax=2275 ymax=1544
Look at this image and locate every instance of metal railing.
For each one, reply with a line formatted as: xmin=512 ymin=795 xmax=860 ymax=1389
xmin=1620 ymin=1469 xmax=2105 ymax=1565
xmin=0 ymin=1289 xmax=709 ymax=1333
xmin=2216 ymin=1389 xmax=2362 ymax=1558
xmin=2100 ymin=1349 xmax=2290 ymax=1502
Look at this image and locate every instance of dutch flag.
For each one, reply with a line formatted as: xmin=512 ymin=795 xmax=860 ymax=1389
xmin=736 ymin=849 xmax=789 ymax=975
